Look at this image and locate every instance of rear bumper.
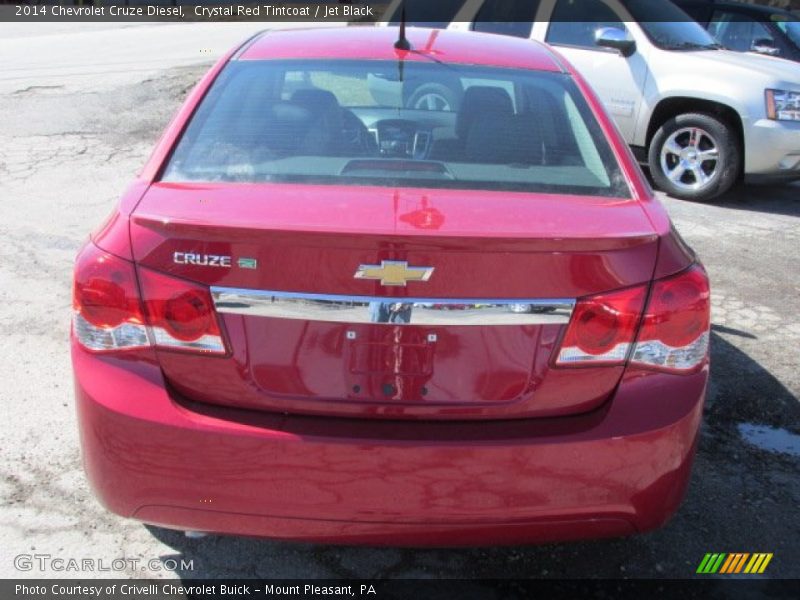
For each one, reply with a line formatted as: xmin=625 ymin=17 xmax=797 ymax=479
xmin=73 ymin=342 xmax=706 ymax=546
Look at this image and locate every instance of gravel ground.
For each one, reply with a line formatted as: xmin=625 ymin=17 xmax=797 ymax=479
xmin=0 ymin=30 xmax=798 ymax=581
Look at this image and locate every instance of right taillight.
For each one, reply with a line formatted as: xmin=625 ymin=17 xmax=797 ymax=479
xmin=631 ymin=265 xmax=710 ymax=373
xmin=555 ymin=264 xmax=710 ymax=373
xmin=556 ymin=285 xmax=647 ymax=366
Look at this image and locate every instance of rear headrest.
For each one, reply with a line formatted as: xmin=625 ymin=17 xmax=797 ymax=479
xmin=457 ymin=86 xmax=514 ymax=140
xmin=291 ymin=89 xmax=340 ymax=113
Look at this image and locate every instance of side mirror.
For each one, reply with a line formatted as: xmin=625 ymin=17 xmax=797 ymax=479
xmin=595 ymin=27 xmax=636 ymax=57
xmin=751 ymin=37 xmax=780 ymax=56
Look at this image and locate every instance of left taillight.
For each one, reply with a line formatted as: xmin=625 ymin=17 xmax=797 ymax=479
xmin=73 ymin=243 xmax=227 ymax=355
xmin=73 ymin=243 xmax=149 ymax=352
xmin=137 ymin=266 xmax=226 ymax=355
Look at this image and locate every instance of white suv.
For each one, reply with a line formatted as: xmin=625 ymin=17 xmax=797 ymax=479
xmin=381 ymin=0 xmax=800 ymax=201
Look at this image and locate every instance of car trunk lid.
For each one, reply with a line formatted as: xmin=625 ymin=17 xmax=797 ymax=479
xmin=130 ymin=182 xmax=658 ymax=419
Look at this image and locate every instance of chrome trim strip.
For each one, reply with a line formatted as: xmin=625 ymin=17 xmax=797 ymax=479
xmin=211 ymin=288 xmax=575 ymax=326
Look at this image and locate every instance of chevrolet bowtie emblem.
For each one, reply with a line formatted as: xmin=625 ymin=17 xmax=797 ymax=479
xmin=354 ymin=261 xmax=434 ymax=287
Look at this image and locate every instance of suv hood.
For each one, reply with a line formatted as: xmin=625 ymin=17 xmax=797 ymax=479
xmin=685 ymin=49 xmax=800 ymax=86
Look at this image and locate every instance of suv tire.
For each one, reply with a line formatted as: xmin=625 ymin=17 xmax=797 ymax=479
xmin=406 ymin=82 xmax=461 ymax=112
xmin=649 ymin=112 xmax=741 ymax=202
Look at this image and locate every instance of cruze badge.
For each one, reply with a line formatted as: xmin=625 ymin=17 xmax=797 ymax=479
xmin=173 ymin=252 xmax=257 ymax=269
xmin=174 ymin=252 xmax=231 ymax=267
xmin=354 ymin=260 xmax=434 ymax=287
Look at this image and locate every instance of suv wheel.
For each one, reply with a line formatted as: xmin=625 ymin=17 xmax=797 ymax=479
xmin=648 ymin=113 xmax=741 ymax=202
xmin=407 ymin=83 xmax=460 ymax=112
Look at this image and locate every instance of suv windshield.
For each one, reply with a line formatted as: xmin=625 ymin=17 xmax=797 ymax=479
xmin=624 ymin=0 xmax=721 ymax=50
xmin=162 ymin=60 xmax=630 ymax=198
xmin=774 ymin=16 xmax=800 ymax=50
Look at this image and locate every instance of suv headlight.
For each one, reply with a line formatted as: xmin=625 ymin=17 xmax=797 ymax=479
xmin=766 ymin=89 xmax=800 ymax=121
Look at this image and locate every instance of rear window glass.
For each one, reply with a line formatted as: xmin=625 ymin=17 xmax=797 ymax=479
xmin=162 ymin=60 xmax=630 ymax=198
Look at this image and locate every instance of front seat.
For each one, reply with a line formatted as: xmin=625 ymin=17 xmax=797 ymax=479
xmin=291 ymin=88 xmax=340 ymax=114
xmin=291 ymin=89 xmax=345 ymax=154
xmin=456 ymin=86 xmax=514 ymax=141
xmin=465 ymin=113 xmax=543 ymax=165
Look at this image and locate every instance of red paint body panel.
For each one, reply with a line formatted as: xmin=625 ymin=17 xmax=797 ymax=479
xmin=73 ymin=28 xmax=705 ymax=544
xmin=74 ymin=340 xmax=704 ymax=545
xmin=91 ymin=181 xmax=150 ymax=260
xmin=240 ymin=27 xmax=564 ymax=72
xmin=156 ymin=330 xmax=625 ymax=419
xmin=132 ymin=184 xmax=659 ymax=297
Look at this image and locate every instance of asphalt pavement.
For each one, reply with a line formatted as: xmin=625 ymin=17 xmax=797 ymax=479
xmin=0 ymin=23 xmax=798 ymax=580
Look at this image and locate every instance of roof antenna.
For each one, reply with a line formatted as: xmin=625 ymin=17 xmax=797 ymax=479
xmin=394 ymin=1 xmax=412 ymax=51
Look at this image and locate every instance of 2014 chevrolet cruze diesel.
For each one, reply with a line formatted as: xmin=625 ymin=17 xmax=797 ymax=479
xmin=72 ymin=27 xmax=710 ymax=545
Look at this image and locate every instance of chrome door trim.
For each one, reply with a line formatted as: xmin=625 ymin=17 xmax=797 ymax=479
xmin=211 ymin=287 xmax=574 ymax=326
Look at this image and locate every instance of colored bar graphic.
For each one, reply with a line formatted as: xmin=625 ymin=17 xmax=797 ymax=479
xmin=733 ymin=553 xmax=749 ymax=573
xmin=696 ymin=553 xmax=714 ymax=573
xmin=711 ymin=553 xmax=726 ymax=573
xmin=719 ymin=554 xmax=736 ymax=574
xmin=744 ymin=554 xmax=761 ymax=574
xmin=698 ymin=553 xmax=773 ymax=574
xmin=758 ymin=554 xmax=773 ymax=574
xmin=698 ymin=553 xmax=726 ymax=573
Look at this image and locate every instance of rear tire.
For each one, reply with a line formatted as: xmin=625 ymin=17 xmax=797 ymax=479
xmin=648 ymin=112 xmax=741 ymax=202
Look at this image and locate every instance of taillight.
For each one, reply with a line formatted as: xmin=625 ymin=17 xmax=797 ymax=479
xmin=138 ymin=267 xmax=227 ymax=355
xmin=556 ymin=285 xmax=647 ymax=366
xmin=554 ymin=265 xmax=710 ymax=373
xmin=73 ymin=244 xmax=149 ymax=352
xmin=73 ymin=242 xmax=227 ymax=355
xmin=631 ymin=265 xmax=710 ymax=373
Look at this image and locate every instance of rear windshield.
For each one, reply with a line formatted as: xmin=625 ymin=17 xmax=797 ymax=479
xmin=162 ymin=60 xmax=630 ymax=198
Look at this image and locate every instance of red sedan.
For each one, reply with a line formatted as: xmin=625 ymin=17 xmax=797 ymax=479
xmin=72 ymin=27 xmax=710 ymax=546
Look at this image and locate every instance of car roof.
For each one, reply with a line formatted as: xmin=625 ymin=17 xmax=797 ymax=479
xmin=236 ymin=26 xmax=565 ymax=73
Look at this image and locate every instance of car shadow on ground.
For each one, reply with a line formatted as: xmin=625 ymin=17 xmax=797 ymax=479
xmin=144 ymin=333 xmax=799 ymax=580
xmin=710 ymin=182 xmax=800 ymax=218
xmin=643 ymin=167 xmax=800 ymax=217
